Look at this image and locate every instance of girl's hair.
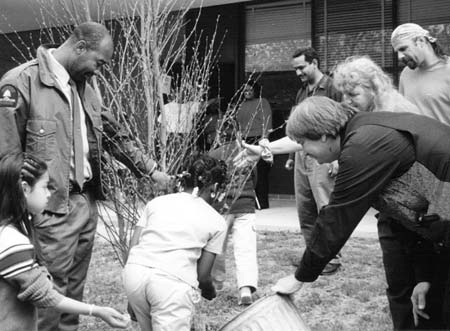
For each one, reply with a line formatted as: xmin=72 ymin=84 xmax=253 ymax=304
xmin=180 ymin=153 xmax=227 ymax=190
xmin=0 ymin=153 xmax=48 ymax=230
xmin=286 ymin=96 xmax=357 ymax=142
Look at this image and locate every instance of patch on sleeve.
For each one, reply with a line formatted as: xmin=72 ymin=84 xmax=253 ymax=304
xmin=0 ymin=84 xmax=18 ymax=107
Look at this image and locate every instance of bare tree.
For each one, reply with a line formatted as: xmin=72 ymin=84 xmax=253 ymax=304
xmin=3 ymin=0 xmax=262 ymax=269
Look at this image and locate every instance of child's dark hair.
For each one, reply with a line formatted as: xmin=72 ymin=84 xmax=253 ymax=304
xmin=0 ymin=153 xmax=48 ymax=230
xmin=180 ymin=153 xmax=227 ymax=190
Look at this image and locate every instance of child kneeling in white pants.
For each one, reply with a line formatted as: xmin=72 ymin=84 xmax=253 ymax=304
xmin=123 ymin=154 xmax=228 ymax=331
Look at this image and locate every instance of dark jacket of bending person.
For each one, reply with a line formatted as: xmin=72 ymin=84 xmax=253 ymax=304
xmin=287 ymin=97 xmax=450 ymax=280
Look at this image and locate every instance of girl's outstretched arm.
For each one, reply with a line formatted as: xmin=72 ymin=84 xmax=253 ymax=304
xmin=55 ymin=297 xmax=130 ymax=328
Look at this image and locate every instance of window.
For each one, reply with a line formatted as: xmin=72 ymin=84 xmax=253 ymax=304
xmin=313 ymin=0 xmax=394 ymax=73
xmin=245 ymin=0 xmax=311 ymax=72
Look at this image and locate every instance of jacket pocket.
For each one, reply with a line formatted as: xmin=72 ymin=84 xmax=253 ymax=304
xmin=25 ymin=120 xmax=57 ymax=160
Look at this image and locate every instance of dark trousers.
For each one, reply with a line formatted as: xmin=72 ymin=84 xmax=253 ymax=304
xmin=255 ymin=159 xmax=270 ymax=209
xmin=33 ymin=191 xmax=98 ymax=331
xmin=378 ymin=216 xmax=450 ymax=330
xmin=245 ymin=136 xmax=270 ymax=209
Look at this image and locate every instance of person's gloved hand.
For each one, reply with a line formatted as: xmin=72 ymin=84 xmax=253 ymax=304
xmin=127 ymin=302 xmax=137 ymax=322
xmin=271 ymin=274 xmax=303 ymax=295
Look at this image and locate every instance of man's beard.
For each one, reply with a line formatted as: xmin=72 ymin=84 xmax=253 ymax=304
xmin=401 ymin=57 xmax=418 ymax=69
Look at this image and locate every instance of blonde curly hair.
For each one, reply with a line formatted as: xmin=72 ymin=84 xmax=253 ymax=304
xmin=333 ymin=55 xmax=417 ymax=113
xmin=334 ymin=56 xmax=392 ymax=95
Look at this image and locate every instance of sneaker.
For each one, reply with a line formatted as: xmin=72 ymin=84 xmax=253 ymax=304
xmin=238 ymin=286 xmax=253 ymax=306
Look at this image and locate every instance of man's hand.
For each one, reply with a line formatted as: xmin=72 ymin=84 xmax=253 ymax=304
xmin=285 ymin=159 xmax=294 ymax=171
xmin=411 ymin=281 xmax=431 ymax=326
xmin=151 ymin=170 xmax=171 ymax=187
xmin=233 ymin=141 xmax=263 ymax=168
xmin=271 ymin=274 xmax=303 ymax=295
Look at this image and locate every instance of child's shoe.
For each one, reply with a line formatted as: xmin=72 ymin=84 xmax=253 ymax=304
xmin=238 ymin=286 xmax=253 ymax=306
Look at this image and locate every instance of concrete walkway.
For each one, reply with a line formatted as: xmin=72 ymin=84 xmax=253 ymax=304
xmin=96 ymin=198 xmax=379 ymax=240
xmin=256 ymin=198 xmax=378 ymax=238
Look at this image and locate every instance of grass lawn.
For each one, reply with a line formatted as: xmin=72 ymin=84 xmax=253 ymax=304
xmin=80 ymin=231 xmax=392 ymax=331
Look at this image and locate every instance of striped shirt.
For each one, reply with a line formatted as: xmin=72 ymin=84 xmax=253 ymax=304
xmin=0 ymin=226 xmax=38 ymax=279
xmin=0 ymin=223 xmax=63 ymax=331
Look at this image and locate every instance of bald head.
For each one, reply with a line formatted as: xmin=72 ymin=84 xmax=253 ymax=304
xmin=54 ymin=21 xmax=114 ymax=83
xmin=69 ymin=21 xmax=113 ymax=51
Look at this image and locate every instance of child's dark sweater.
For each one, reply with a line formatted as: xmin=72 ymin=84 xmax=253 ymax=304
xmin=209 ymin=141 xmax=255 ymax=214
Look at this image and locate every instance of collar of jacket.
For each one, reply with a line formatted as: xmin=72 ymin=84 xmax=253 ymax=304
xmin=316 ymin=74 xmax=331 ymax=90
xmin=36 ymin=44 xmax=87 ymax=94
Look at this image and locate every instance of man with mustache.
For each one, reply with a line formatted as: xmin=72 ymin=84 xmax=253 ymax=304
xmin=0 ymin=22 xmax=169 ymax=331
xmin=286 ymin=47 xmax=342 ymax=275
xmin=391 ymin=23 xmax=450 ymax=126
xmin=235 ymin=48 xmax=342 ymax=275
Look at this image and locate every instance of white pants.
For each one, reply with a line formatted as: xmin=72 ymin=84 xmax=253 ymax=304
xmin=123 ymin=264 xmax=199 ymax=331
xmin=211 ymin=213 xmax=258 ymax=290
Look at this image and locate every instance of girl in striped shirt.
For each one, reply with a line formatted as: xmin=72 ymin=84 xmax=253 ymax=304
xmin=0 ymin=153 xmax=129 ymax=331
